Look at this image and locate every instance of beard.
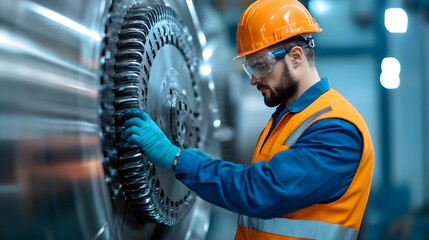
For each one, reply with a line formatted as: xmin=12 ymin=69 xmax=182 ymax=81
xmin=262 ymin=62 xmax=298 ymax=107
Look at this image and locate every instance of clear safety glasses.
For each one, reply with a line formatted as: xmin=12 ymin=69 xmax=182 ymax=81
xmin=241 ymin=41 xmax=314 ymax=79
xmin=241 ymin=48 xmax=288 ymax=79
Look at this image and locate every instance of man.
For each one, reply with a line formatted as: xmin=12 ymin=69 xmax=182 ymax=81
xmin=121 ymin=0 xmax=374 ymax=239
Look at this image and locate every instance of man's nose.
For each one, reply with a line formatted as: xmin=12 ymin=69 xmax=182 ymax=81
xmin=250 ymin=75 xmax=261 ymax=86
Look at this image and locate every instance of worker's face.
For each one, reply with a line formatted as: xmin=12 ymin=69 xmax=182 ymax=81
xmin=250 ymin=56 xmax=298 ymax=107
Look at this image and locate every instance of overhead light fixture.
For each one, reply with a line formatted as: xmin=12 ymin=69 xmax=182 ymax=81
xmin=384 ymin=8 xmax=408 ymax=33
xmin=309 ymin=0 xmax=331 ymax=15
xmin=380 ymin=57 xmax=401 ymax=89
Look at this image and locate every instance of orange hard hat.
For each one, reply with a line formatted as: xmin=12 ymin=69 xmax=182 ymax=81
xmin=235 ymin=0 xmax=322 ymax=59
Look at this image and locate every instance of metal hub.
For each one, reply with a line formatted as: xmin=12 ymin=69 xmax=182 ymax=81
xmin=147 ymin=46 xmax=199 ymax=149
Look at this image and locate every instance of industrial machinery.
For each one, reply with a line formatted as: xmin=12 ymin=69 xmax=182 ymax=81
xmin=0 ymin=0 xmax=221 ymax=239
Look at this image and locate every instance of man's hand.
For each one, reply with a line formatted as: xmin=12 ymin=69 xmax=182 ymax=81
xmin=121 ymin=108 xmax=180 ymax=169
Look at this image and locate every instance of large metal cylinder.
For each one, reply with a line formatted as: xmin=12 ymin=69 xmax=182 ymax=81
xmin=0 ymin=0 xmax=219 ymax=239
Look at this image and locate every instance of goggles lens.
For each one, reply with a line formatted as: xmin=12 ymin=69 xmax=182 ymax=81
xmin=242 ymin=48 xmax=287 ymax=79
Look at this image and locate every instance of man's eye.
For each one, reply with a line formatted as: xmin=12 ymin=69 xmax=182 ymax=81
xmin=254 ymin=63 xmax=269 ymax=71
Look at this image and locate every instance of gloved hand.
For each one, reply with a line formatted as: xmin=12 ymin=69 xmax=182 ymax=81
xmin=186 ymin=148 xmax=212 ymax=159
xmin=121 ymin=108 xmax=180 ymax=169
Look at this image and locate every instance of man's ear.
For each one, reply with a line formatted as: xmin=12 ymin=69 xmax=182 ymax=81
xmin=289 ymin=46 xmax=304 ymax=67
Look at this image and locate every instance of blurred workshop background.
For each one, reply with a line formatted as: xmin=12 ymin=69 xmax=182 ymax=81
xmin=204 ymin=0 xmax=429 ymax=239
xmin=0 ymin=0 xmax=428 ymax=239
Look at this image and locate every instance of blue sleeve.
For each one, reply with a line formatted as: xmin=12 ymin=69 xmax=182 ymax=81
xmin=174 ymin=119 xmax=362 ymax=218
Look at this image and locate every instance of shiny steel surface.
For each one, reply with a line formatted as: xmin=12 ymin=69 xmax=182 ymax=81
xmin=0 ymin=0 xmax=217 ymax=239
xmin=0 ymin=0 xmax=112 ymax=239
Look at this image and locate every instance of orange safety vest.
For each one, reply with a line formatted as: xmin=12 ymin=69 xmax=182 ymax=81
xmin=235 ymin=89 xmax=374 ymax=240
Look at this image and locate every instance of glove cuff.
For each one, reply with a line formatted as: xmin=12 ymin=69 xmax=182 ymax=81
xmin=159 ymin=145 xmax=180 ymax=169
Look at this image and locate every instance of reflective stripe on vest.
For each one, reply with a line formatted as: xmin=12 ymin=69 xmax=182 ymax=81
xmin=238 ymin=215 xmax=359 ymax=240
xmin=284 ymin=107 xmax=332 ymax=146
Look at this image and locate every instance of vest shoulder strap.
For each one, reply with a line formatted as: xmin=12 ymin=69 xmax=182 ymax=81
xmin=284 ymin=107 xmax=332 ymax=146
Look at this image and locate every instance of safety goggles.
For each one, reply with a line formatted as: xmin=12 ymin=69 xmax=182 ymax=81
xmin=241 ymin=48 xmax=288 ymax=79
xmin=241 ymin=40 xmax=314 ymax=79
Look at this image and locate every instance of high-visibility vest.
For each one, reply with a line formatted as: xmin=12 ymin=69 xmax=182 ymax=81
xmin=235 ymin=89 xmax=374 ymax=240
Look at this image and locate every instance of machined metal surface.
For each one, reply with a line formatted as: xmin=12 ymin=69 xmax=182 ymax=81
xmin=0 ymin=0 xmax=218 ymax=239
xmin=0 ymin=0 xmax=112 ymax=239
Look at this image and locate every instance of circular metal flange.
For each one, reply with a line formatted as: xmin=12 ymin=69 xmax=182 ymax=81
xmin=102 ymin=3 xmax=204 ymax=226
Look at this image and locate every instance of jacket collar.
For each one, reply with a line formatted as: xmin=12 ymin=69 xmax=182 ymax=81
xmin=272 ymin=77 xmax=330 ymax=119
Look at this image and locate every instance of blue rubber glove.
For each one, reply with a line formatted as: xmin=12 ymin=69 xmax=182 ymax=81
xmin=185 ymin=148 xmax=212 ymax=159
xmin=121 ymin=109 xmax=180 ymax=169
